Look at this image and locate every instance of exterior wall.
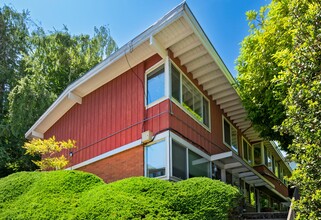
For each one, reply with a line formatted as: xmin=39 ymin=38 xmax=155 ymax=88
xmin=254 ymin=165 xmax=288 ymax=197
xmin=78 ymin=146 xmax=144 ymax=183
xmin=45 ymin=54 xmax=164 ymax=166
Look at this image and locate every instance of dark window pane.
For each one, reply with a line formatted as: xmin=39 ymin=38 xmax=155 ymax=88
xmin=253 ymin=144 xmax=262 ymax=165
xmin=146 ymin=141 xmax=166 ymax=177
xmin=171 ymin=65 xmax=180 ymax=102
xmin=243 ymin=139 xmax=248 ymax=161
xmin=203 ymin=97 xmax=209 ymax=126
xmin=188 ymin=150 xmax=209 ymax=178
xmin=224 ymin=119 xmax=231 ymax=145
xmin=172 ymin=141 xmax=187 ymax=180
xmin=147 ymin=67 xmax=164 ymax=104
xmin=264 ymin=146 xmax=268 ymax=166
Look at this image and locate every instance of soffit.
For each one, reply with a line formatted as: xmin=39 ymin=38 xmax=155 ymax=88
xmin=152 ymin=8 xmax=261 ymax=143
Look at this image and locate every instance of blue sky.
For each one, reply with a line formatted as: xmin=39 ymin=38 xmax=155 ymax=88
xmin=2 ymin=0 xmax=270 ymax=76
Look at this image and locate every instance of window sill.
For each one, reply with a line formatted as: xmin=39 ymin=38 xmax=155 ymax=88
xmin=171 ymin=98 xmax=211 ymax=132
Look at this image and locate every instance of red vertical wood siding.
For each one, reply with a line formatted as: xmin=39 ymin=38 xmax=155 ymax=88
xmin=45 ymin=54 xmax=163 ymax=166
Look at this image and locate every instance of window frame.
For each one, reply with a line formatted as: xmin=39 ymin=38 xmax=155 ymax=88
xmin=169 ymin=132 xmax=211 ymax=181
xmin=170 ymin=61 xmax=211 ymax=131
xmin=144 ymin=131 xmax=170 ymax=180
xmin=242 ymin=137 xmax=252 ymax=165
xmin=222 ymin=116 xmax=238 ymax=153
xmin=145 ymin=59 xmax=169 ymax=109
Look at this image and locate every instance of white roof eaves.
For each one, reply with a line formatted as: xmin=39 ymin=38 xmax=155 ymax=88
xmin=182 ymin=3 xmax=240 ymax=95
xmin=25 ymin=2 xmax=187 ymax=139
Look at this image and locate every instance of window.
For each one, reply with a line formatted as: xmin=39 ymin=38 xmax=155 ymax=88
xmin=272 ymin=155 xmax=275 ymax=174
xmin=171 ymin=64 xmax=210 ymax=128
xmin=171 ymin=139 xmax=209 ymax=180
xmin=145 ymin=140 xmax=166 ymax=177
xmin=253 ymin=143 xmax=262 ymax=165
xmin=172 ymin=141 xmax=187 ymax=180
xmin=275 ymin=162 xmax=279 ymax=178
xmin=189 ymin=150 xmax=209 ymax=178
xmin=147 ymin=66 xmax=165 ymax=105
xmin=243 ymin=138 xmax=252 ymax=165
xmin=223 ymin=118 xmax=238 ymax=152
xmin=264 ymin=145 xmax=268 ymax=167
xmin=171 ymin=65 xmax=180 ymax=102
xmin=267 ymin=151 xmax=272 ymax=171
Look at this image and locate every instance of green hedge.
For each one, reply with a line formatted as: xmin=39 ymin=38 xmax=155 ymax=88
xmin=0 ymin=171 xmax=242 ymax=219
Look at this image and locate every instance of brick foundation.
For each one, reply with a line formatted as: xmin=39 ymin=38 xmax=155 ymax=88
xmin=78 ymin=145 xmax=144 ymax=183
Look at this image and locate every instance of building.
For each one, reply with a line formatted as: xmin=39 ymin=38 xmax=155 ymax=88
xmin=26 ymin=2 xmax=292 ymax=212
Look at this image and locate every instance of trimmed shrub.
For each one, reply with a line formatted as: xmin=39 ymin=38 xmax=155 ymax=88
xmin=168 ymin=177 xmax=242 ymax=219
xmin=0 ymin=171 xmax=242 ymax=220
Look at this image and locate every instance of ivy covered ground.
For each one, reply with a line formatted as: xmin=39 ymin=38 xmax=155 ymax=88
xmin=0 ymin=171 xmax=242 ymax=219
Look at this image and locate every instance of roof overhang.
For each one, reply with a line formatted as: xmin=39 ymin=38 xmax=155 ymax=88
xmin=25 ymin=2 xmax=261 ymax=142
xmin=211 ymin=151 xmax=274 ymax=188
xmin=211 ymin=151 xmax=291 ymax=202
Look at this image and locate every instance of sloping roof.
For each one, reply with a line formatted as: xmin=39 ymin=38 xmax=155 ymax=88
xmin=26 ymin=2 xmax=260 ymax=143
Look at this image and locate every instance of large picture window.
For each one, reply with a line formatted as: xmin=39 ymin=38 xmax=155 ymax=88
xmin=147 ymin=65 xmax=165 ymax=105
xmin=223 ymin=117 xmax=238 ymax=152
xmin=171 ymin=139 xmax=209 ymax=180
xmin=145 ymin=140 xmax=166 ymax=178
xmin=171 ymin=64 xmax=210 ymax=128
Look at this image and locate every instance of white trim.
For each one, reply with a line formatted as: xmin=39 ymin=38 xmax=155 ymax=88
xmin=68 ymin=92 xmax=82 ymax=104
xmin=31 ymin=131 xmax=44 ymax=139
xmin=210 ymin=151 xmax=232 ymax=161
xmin=149 ymin=36 xmax=167 ymax=58
xmin=164 ymin=56 xmax=170 ymax=99
xmin=146 ymin=97 xmax=168 ymax=109
xmin=67 ymin=139 xmax=142 ymax=170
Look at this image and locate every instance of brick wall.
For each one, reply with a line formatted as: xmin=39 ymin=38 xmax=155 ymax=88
xmin=78 ymin=145 xmax=144 ymax=183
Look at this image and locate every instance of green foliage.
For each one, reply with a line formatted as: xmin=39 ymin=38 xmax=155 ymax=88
xmin=23 ymin=136 xmax=76 ymax=170
xmin=238 ymin=0 xmax=321 ymax=218
xmin=0 ymin=171 xmax=242 ymax=220
xmin=168 ymin=177 xmax=242 ymax=219
xmin=278 ymin=1 xmax=321 ymax=219
xmin=24 ymin=26 xmax=118 ymax=95
xmin=8 ymin=74 xmax=57 ymax=137
xmin=236 ymin=0 xmax=293 ymax=150
xmin=0 ymin=5 xmax=30 ymax=118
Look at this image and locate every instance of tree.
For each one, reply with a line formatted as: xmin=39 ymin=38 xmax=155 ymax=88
xmin=23 ymin=136 xmax=76 ymax=170
xmin=0 ymin=5 xmax=32 ymax=176
xmin=237 ymin=0 xmax=321 ymax=218
xmin=277 ymin=1 xmax=321 ymax=218
xmin=8 ymin=74 xmax=57 ymax=137
xmin=0 ymin=5 xmax=30 ymax=119
xmin=24 ymin=26 xmax=118 ymax=95
xmin=236 ymin=1 xmax=293 ymax=150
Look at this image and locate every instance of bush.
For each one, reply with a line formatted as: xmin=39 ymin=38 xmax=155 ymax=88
xmin=0 ymin=171 xmax=242 ymax=219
